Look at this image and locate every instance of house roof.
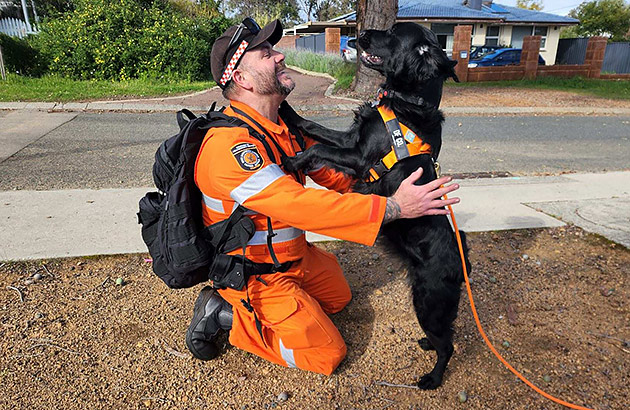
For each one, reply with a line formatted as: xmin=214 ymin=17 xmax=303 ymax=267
xmin=342 ymin=0 xmax=578 ymax=25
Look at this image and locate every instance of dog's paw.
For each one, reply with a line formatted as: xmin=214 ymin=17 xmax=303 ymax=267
xmin=417 ymin=372 xmax=443 ymax=390
xmin=418 ymin=338 xmax=435 ymax=351
xmin=282 ymin=155 xmax=299 ymax=174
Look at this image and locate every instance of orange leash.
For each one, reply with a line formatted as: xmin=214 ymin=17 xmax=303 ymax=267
xmin=444 ymin=193 xmax=595 ymax=410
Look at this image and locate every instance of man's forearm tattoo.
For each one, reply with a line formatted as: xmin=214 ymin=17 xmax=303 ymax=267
xmin=383 ymin=197 xmax=401 ymax=225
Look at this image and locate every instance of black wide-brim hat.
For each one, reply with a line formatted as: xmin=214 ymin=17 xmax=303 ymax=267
xmin=211 ymin=19 xmax=283 ymax=88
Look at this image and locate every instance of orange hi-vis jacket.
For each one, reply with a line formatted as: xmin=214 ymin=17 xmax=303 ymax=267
xmin=194 ymin=100 xmax=387 ymax=264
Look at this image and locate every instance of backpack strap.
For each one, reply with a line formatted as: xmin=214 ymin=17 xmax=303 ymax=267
xmin=176 ymin=109 xmax=197 ymax=130
xmin=230 ymin=106 xmax=302 ymax=182
xmin=230 ymin=106 xmax=291 ymax=160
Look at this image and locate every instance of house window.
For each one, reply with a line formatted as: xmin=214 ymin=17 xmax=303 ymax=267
xmin=533 ymin=26 xmax=548 ymax=49
xmin=486 ymin=26 xmax=500 ymax=46
xmin=431 ymin=23 xmax=456 ymax=57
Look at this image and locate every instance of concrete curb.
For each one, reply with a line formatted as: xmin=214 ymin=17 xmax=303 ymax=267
xmin=3 ymin=98 xmax=630 ymax=115
xmin=4 ymin=101 xmax=630 ymax=116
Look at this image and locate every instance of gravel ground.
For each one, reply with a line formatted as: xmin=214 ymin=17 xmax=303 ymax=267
xmin=1 ymin=226 xmax=628 ymax=410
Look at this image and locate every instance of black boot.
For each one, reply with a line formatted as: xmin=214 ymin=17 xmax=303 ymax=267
xmin=185 ymin=286 xmax=233 ymax=360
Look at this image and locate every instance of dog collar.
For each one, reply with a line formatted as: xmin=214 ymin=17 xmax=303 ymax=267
xmin=366 ymin=105 xmax=432 ymax=182
xmin=372 ymin=88 xmax=425 ymax=107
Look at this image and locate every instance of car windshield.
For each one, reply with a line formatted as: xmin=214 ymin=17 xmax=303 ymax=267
xmin=475 ymin=46 xmax=501 ymax=57
xmin=482 ymin=49 xmax=505 ymax=60
xmin=347 ymin=39 xmax=356 ymax=48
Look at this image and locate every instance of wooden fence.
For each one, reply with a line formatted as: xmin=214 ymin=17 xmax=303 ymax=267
xmin=0 ymin=17 xmax=39 ymax=39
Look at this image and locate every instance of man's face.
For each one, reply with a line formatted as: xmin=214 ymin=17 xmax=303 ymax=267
xmin=238 ymin=41 xmax=295 ymax=97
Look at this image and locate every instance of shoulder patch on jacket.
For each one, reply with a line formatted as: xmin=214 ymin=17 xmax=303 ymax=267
xmin=231 ymin=142 xmax=264 ymax=171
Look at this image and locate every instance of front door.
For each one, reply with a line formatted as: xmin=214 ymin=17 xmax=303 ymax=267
xmin=511 ymin=26 xmax=532 ymax=49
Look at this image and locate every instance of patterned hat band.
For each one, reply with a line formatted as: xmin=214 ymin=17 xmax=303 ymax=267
xmin=219 ymin=40 xmax=249 ymax=86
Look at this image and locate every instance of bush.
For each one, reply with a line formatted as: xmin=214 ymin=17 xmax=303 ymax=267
xmin=34 ymin=0 xmax=231 ymax=81
xmin=0 ymin=33 xmax=47 ymax=76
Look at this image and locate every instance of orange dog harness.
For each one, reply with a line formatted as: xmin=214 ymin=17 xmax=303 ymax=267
xmin=366 ymin=104 xmax=432 ymax=182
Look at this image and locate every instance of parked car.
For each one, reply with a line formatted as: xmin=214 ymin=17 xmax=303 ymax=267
xmin=468 ymin=48 xmax=545 ymax=68
xmin=470 ymin=45 xmax=505 ymax=60
xmin=342 ymin=37 xmax=357 ymax=62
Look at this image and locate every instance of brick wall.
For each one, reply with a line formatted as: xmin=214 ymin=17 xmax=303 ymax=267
xmin=467 ymin=66 xmax=525 ymax=82
xmin=277 ymin=35 xmax=297 ymax=49
xmin=457 ymin=26 xmax=611 ymax=83
xmin=452 ymin=25 xmax=472 ymax=82
xmin=325 ymin=28 xmax=341 ymax=54
xmin=521 ymin=35 xmax=541 ymax=80
xmin=537 ymin=65 xmax=590 ymax=78
xmin=584 ymin=36 xmax=607 ymax=78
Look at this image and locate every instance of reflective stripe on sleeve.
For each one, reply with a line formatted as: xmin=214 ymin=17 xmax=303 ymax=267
xmin=230 ymin=164 xmax=286 ymax=204
xmin=247 ymin=227 xmax=304 ymax=246
xmin=279 ymin=338 xmax=297 ymax=368
xmin=202 ymin=193 xmax=257 ymax=216
xmin=202 ymin=193 xmax=226 ymax=213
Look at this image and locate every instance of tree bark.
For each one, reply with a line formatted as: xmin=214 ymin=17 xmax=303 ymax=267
xmin=353 ymin=0 xmax=398 ymax=95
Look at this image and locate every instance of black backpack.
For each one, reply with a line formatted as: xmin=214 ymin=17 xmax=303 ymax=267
xmin=137 ymin=105 xmax=284 ymax=289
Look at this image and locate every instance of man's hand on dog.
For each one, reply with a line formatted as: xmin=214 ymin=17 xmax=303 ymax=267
xmin=384 ymin=167 xmax=460 ymax=223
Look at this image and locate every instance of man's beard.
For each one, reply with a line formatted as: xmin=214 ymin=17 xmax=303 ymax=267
xmin=251 ymin=65 xmax=295 ymax=96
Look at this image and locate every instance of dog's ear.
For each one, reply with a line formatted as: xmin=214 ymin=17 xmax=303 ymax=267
xmin=446 ymin=59 xmax=459 ymax=82
xmin=411 ymin=43 xmax=445 ymax=83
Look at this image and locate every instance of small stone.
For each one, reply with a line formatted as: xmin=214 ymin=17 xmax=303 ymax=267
xmin=536 ymin=261 xmax=541 ymax=266
xmin=115 ymin=277 xmax=124 ymax=286
xmin=386 ymin=266 xmax=394 ymax=273
xmin=277 ymin=391 xmax=289 ymax=402
xmin=374 ymin=289 xmax=383 ymax=296
xmin=143 ymin=400 xmax=152 ymax=407
xmin=489 ymin=276 xmax=497 ymax=283
xmin=543 ymin=375 xmax=551 ymax=383
xmin=24 ymin=279 xmax=34 ymax=285
xmin=457 ymin=391 xmax=467 ymax=403
xmin=338 ymin=248 xmax=347 ymax=254
xmin=522 ymin=254 xmax=529 ymax=260
xmin=371 ymin=253 xmax=380 ymax=260
xmin=502 ymin=341 xmax=510 ymax=349
xmin=33 ymin=273 xmax=43 ymax=281
xmin=34 ymin=312 xmax=44 ymax=319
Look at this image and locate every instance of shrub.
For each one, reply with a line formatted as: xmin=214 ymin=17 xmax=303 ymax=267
xmin=34 ymin=0 xmax=231 ymax=81
xmin=0 ymin=33 xmax=47 ymax=76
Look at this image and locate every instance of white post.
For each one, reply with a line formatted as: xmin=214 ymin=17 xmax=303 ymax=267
xmin=31 ymin=0 xmax=40 ymax=25
xmin=20 ymin=0 xmax=32 ymax=32
xmin=0 ymin=45 xmax=6 ymax=80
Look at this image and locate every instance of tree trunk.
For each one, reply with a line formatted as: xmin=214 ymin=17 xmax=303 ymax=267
xmin=353 ymin=0 xmax=398 ymax=95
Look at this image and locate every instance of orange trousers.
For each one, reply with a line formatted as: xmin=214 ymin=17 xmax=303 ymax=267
xmin=218 ymin=244 xmax=351 ymax=375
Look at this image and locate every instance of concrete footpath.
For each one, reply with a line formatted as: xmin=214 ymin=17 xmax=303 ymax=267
xmin=1 ymin=172 xmax=628 ymax=261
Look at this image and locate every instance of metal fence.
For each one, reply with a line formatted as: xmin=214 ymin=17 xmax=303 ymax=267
xmin=296 ymin=33 xmax=326 ymax=54
xmin=602 ymin=42 xmax=630 ymax=74
xmin=556 ymin=38 xmax=630 ymax=74
xmin=0 ymin=17 xmax=39 ymax=39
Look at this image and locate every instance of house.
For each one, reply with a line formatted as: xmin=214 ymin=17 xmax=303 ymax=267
xmin=284 ymin=0 xmax=579 ymax=65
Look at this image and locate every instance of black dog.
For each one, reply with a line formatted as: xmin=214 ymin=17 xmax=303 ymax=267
xmin=280 ymin=22 xmax=471 ymax=389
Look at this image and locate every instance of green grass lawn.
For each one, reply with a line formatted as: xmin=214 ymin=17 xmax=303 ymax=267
xmin=0 ymin=74 xmax=215 ymax=102
xmin=446 ymin=76 xmax=630 ymax=100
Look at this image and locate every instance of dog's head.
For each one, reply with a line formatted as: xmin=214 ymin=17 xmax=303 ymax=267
xmin=358 ymin=22 xmax=458 ymax=87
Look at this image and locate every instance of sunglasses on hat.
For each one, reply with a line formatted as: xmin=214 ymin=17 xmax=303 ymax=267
xmin=227 ymin=17 xmax=261 ymax=52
